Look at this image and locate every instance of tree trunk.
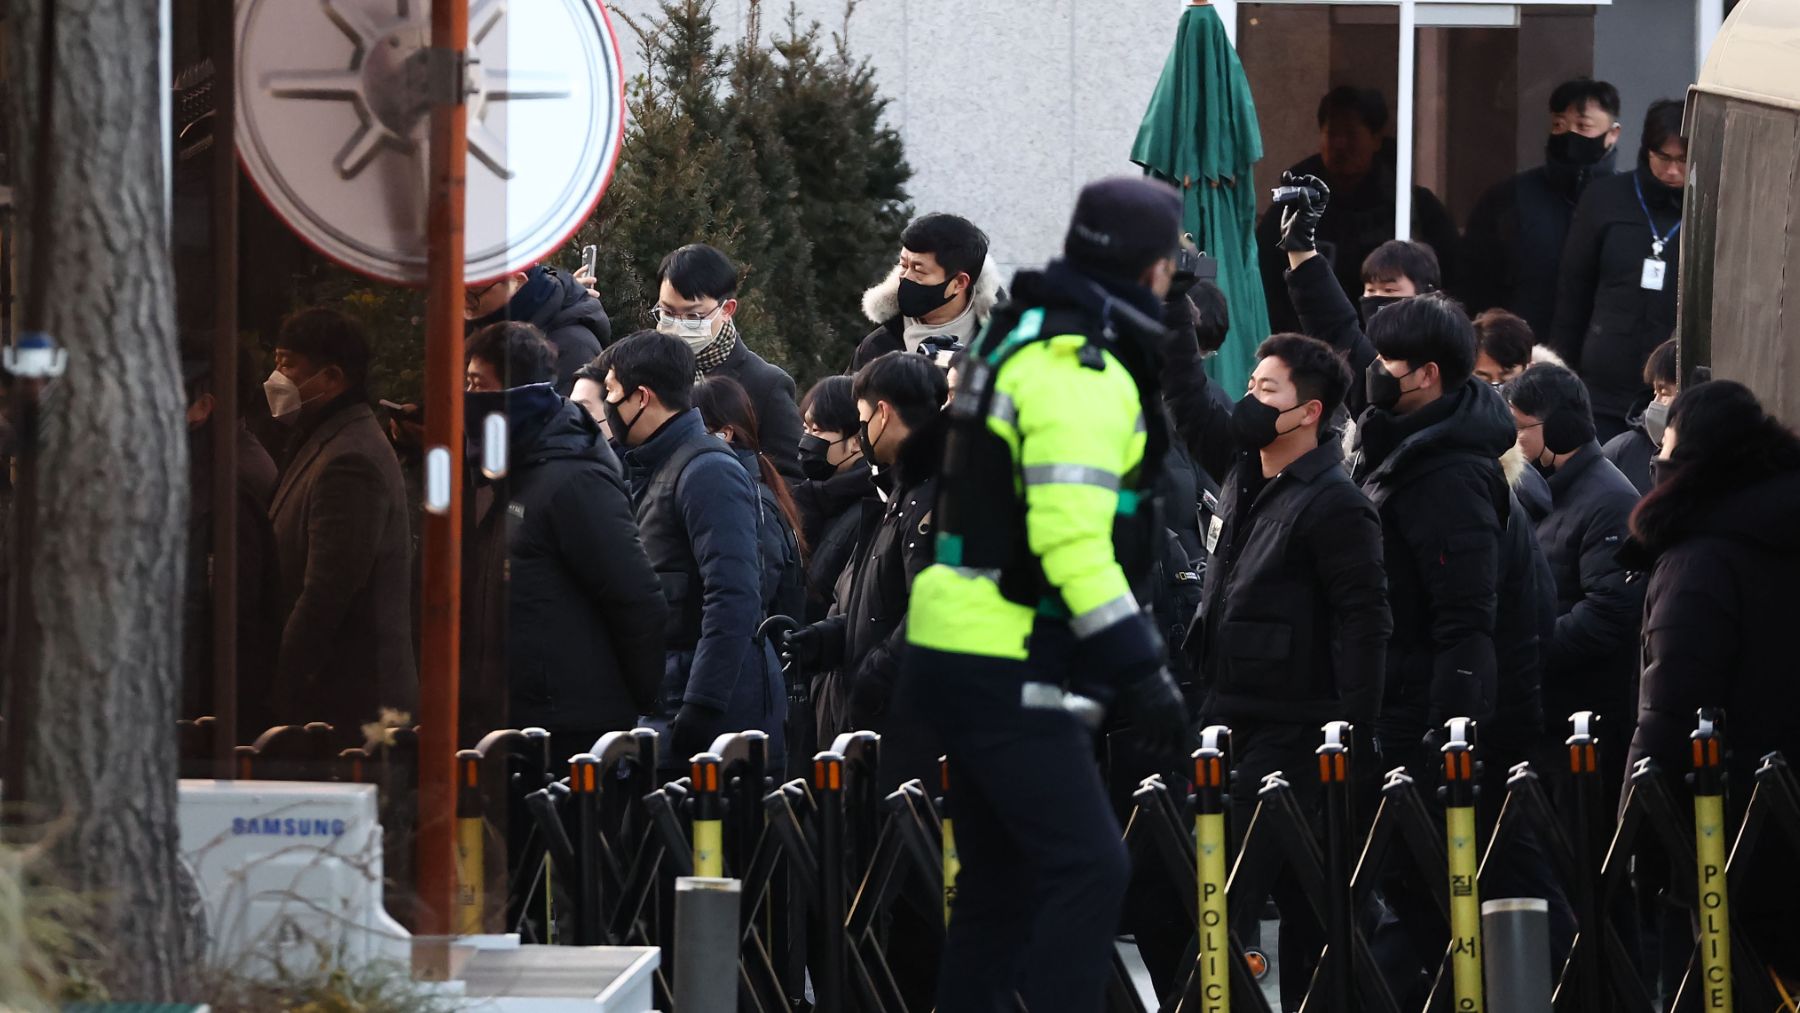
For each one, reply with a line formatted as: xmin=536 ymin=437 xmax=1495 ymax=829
xmin=4 ymin=0 xmax=199 ymax=998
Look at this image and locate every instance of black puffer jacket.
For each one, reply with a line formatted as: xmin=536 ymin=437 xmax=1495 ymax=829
xmin=1161 ymin=356 xmax=1391 ymax=726
xmin=622 ymin=410 xmax=785 ymax=764
xmin=468 ymin=265 xmax=611 ymax=395
xmin=1456 ymin=152 xmax=1618 ymax=338
xmin=810 ymin=417 xmax=944 ymax=793
xmin=1548 ymin=165 xmax=1682 ymax=425
xmin=1626 ymin=467 xmax=1800 ymax=795
xmin=731 ymin=445 xmax=805 ymax=626
xmin=1531 ymin=443 xmax=1644 ymax=743
xmin=1624 ymin=467 xmax=1800 ymax=975
xmin=1285 ymin=254 xmax=1377 ymax=417
xmin=794 ymin=462 xmax=874 ymax=622
xmin=1353 ymin=380 xmax=1519 ymax=743
xmin=1601 ymin=392 xmax=1657 ymax=494
xmin=478 ymin=397 xmax=667 ymax=737
xmin=1491 ymin=457 xmax=1554 ymax=760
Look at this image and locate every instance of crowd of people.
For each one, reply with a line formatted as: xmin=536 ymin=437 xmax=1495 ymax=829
xmin=177 ymin=73 xmax=1800 ymax=1012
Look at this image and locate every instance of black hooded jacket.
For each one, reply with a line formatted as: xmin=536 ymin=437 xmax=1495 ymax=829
xmin=1457 ymin=149 xmax=1619 ymax=337
xmin=1531 ymin=443 xmax=1644 ymax=740
xmin=1626 ymin=467 xmax=1800 ymax=795
xmin=469 ymin=266 xmax=612 ymax=395
xmin=469 ymin=397 xmax=667 ymax=738
xmin=1547 ymin=165 xmax=1682 ymax=423
xmin=1624 ymin=466 xmax=1800 ymax=973
xmin=1601 ymin=391 xmax=1658 ymax=494
xmin=1353 ymin=379 xmax=1521 ymax=743
xmin=795 ymin=462 xmax=875 ymax=621
xmin=811 ymin=415 xmax=945 ymax=792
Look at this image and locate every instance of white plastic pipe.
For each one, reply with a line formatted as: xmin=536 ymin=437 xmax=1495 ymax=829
xmin=1395 ymin=0 xmax=1416 ymax=241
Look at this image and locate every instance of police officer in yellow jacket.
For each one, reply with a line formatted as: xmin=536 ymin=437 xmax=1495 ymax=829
xmin=905 ymin=177 xmax=1192 ymax=1011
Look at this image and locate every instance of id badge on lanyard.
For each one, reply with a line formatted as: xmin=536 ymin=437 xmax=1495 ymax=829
xmin=1635 ymin=175 xmax=1680 ymax=292
xmin=1200 ymin=490 xmax=1223 ymax=555
xmin=1641 ymin=243 xmax=1667 ymax=291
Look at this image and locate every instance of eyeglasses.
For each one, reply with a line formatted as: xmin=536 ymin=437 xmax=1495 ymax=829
xmin=1647 ymin=148 xmax=1688 ymax=168
xmin=650 ymin=304 xmax=721 ymax=324
xmin=1515 ymin=420 xmax=1543 ymax=434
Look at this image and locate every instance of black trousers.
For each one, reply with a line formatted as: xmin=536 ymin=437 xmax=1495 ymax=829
xmin=909 ymin=643 xmax=1131 ymax=1013
xmin=1230 ymin=721 xmax=1331 ymax=1011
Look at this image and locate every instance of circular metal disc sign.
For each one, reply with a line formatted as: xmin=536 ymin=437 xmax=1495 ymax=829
xmin=236 ymin=0 xmax=624 ymax=285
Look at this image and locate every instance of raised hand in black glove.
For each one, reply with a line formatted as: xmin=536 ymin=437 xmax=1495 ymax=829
xmin=1168 ymin=237 xmax=1215 ymax=300
xmin=670 ymin=701 xmax=724 ymax=761
xmin=1118 ymin=667 xmax=1192 ymax=768
xmin=1275 ymin=171 xmax=1331 ymax=253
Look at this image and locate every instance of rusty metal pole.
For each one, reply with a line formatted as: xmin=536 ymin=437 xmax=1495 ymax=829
xmin=209 ymin=0 xmax=240 ymax=780
xmin=414 ymin=0 xmax=469 ymax=949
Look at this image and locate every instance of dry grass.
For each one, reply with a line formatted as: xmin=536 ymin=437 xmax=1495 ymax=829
xmin=0 ymin=845 xmax=458 ymax=1011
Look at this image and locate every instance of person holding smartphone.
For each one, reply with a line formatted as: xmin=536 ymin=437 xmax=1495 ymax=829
xmin=465 ymin=257 xmax=611 ymax=395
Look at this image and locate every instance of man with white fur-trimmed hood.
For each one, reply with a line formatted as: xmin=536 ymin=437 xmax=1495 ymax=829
xmin=850 ymin=213 xmax=1003 ymax=371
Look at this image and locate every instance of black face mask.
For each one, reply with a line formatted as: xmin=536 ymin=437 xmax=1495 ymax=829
xmin=1365 ymin=360 xmax=1415 ymax=412
xmin=857 ymin=413 xmax=885 ymax=464
xmin=1541 ymin=408 xmax=1597 ymax=457
xmin=1360 ymin=294 xmax=1404 ymax=331
xmin=605 ymin=391 xmax=647 ymax=445
xmin=798 ymin=433 xmax=838 ymax=482
xmin=1546 ymin=130 xmax=1611 ymax=167
xmin=897 ymin=277 xmax=957 ymax=319
xmin=1231 ymin=392 xmax=1306 ymax=450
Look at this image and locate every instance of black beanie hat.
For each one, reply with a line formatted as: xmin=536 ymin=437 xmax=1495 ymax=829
xmin=1064 ymin=177 xmax=1183 ymax=278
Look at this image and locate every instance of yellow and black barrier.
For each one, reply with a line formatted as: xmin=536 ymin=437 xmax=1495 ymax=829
xmin=1440 ymin=718 xmax=1485 ymax=1013
xmin=939 ymin=756 xmax=959 ymax=929
xmin=454 ymin=748 xmax=484 ymax=937
xmin=225 ymin=707 xmax=1798 ymax=1013
xmin=1689 ymin=712 xmax=1732 ymax=1012
xmin=570 ymin=751 xmax=604 ymax=945
xmin=1194 ymin=726 xmax=1233 ymax=1012
xmin=690 ymin=752 xmax=724 ymax=879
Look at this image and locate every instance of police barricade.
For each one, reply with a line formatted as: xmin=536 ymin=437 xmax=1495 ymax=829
xmin=501 ymin=727 xmax=944 ymax=1012
xmin=1115 ymin=710 xmax=1797 ymax=1013
xmin=448 ymin=707 xmax=1799 ymax=1012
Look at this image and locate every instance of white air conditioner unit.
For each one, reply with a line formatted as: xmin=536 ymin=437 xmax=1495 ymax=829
xmin=180 ymin=780 xmax=412 ymax=976
xmin=178 ymin=780 xmax=660 ymax=1010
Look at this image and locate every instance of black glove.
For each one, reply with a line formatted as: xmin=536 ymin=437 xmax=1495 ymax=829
xmin=1118 ymin=667 xmax=1192 ymax=767
xmin=1168 ymin=238 xmax=1213 ymax=299
xmin=1275 ymin=172 xmax=1331 ymax=253
xmin=780 ymin=624 xmax=825 ymax=668
xmin=670 ymin=701 xmax=724 ymax=760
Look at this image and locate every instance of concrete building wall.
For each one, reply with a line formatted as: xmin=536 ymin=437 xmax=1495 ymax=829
xmin=605 ymin=0 xmax=1198 ymax=281
xmin=1595 ymin=0 xmax=1700 ymax=143
xmin=599 ymin=0 xmax=1711 ymax=283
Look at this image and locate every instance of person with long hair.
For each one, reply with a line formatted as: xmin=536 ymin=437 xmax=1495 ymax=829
xmin=793 ymin=375 xmax=873 ymax=623
xmin=692 ymin=375 xmax=808 ymax=625
xmin=1623 ymin=379 xmax=1800 ymax=980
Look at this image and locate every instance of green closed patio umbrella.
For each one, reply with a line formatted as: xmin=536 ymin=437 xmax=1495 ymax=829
xmin=1130 ymin=2 xmax=1270 ymax=389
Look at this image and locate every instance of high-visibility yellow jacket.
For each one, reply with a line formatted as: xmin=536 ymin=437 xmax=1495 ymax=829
xmin=909 ymin=268 xmax=1166 ymax=664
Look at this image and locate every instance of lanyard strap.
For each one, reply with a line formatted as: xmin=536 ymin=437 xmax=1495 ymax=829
xmin=1634 ymin=173 xmax=1683 ymax=254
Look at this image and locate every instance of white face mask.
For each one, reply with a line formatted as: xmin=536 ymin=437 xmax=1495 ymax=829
xmin=656 ymin=308 xmax=720 ymax=350
xmin=264 ymin=370 xmax=303 ymax=420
